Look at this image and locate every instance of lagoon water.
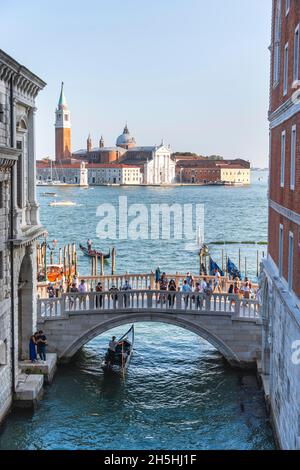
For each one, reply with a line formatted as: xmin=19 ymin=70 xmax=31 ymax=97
xmin=0 ymin=171 xmax=275 ymax=450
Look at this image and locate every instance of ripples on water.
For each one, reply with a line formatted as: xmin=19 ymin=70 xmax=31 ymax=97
xmin=0 ymin=323 xmax=274 ymax=450
xmin=36 ymin=172 xmax=268 ymax=278
xmin=0 ymin=173 xmax=275 ymax=449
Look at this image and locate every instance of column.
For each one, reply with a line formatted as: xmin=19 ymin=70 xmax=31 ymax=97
xmin=27 ymin=107 xmax=40 ymax=226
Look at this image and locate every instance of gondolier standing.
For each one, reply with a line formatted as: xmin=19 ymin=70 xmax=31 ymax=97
xmin=87 ymin=239 xmax=92 ymax=251
xmin=107 ymin=336 xmax=118 ymax=366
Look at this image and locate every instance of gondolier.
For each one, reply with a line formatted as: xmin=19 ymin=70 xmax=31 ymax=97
xmin=102 ymin=326 xmax=134 ymax=374
xmin=107 ymin=336 xmax=118 ymax=366
xmin=87 ymin=239 xmax=92 ymax=251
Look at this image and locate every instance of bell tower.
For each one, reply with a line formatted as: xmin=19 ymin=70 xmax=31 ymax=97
xmin=55 ymin=82 xmax=71 ymax=161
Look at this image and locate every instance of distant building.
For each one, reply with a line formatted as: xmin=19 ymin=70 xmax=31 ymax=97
xmin=260 ymin=0 xmax=300 ymax=450
xmin=120 ymin=143 xmax=176 ymax=184
xmin=36 ymin=161 xmax=142 ymax=185
xmin=55 ymin=82 xmax=71 ymax=162
xmin=88 ymin=163 xmax=141 ymax=185
xmin=176 ymin=159 xmax=250 ymax=184
xmin=72 ymin=134 xmax=126 ymax=164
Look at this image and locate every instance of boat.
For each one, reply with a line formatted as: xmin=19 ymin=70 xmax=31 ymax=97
xmin=37 ymin=263 xmax=76 ymax=283
xmin=41 ymin=192 xmax=57 ymax=197
xmin=101 ymin=325 xmax=134 ymax=374
xmin=48 ymin=201 xmax=77 ymax=206
xmin=79 ymin=243 xmax=110 ymax=259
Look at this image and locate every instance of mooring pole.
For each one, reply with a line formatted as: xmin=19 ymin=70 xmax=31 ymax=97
xmin=112 ymin=247 xmax=116 ymax=275
xmin=100 ymin=254 xmax=104 ymax=276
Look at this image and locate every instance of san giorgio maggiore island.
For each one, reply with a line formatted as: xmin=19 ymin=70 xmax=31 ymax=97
xmin=0 ymin=0 xmax=300 ymax=451
xmin=36 ymin=82 xmax=251 ymax=187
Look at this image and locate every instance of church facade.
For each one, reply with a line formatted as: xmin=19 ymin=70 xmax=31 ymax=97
xmin=52 ymin=84 xmax=176 ymax=185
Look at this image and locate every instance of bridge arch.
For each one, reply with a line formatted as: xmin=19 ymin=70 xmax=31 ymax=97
xmin=60 ymin=312 xmax=241 ymax=366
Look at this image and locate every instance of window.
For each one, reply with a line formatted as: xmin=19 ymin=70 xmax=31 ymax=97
xmin=0 ymin=182 xmax=3 ymax=208
xmin=16 ymin=140 xmax=23 ymax=208
xmin=283 ymin=43 xmax=289 ymax=95
xmin=288 ymin=232 xmax=294 ymax=291
xmin=0 ymin=251 xmax=3 ymax=280
xmin=0 ymin=340 xmax=7 ymax=366
xmin=286 ymin=0 xmax=290 ymax=15
xmin=291 ymin=125 xmax=296 ymax=190
xmin=64 ymin=114 xmax=69 ymax=121
xmin=281 ymin=131 xmax=286 ymax=187
xmin=0 ymin=103 xmax=4 ymax=123
xmin=294 ymin=26 xmax=299 ymax=83
xmin=279 ymin=225 xmax=284 ymax=277
xmin=274 ymin=0 xmax=282 ymax=85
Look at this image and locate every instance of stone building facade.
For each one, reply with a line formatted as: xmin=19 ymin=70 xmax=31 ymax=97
xmin=0 ymin=50 xmax=45 ymax=423
xmin=176 ymin=159 xmax=250 ymax=185
xmin=120 ymin=144 xmax=176 ymax=184
xmin=261 ymin=0 xmax=300 ymax=450
xmin=36 ymin=161 xmax=141 ymax=185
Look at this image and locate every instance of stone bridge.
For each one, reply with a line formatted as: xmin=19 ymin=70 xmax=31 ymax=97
xmin=37 ymin=290 xmax=262 ymax=368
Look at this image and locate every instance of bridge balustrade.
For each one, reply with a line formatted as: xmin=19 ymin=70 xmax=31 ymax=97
xmin=37 ymin=290 xmax=260 ymax=321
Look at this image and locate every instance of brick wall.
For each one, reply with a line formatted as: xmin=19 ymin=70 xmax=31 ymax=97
xmin=270 ymin=0 xmax=300 ymax=114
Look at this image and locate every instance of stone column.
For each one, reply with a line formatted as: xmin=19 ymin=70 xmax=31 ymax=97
xmin=27 ymin=107 xmax=40 ymax=226
xmin=11 ymin=98 xmax=21 ymax=237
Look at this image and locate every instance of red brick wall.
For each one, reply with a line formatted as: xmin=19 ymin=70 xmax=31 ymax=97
xmin=269 ymin=207 xmax=300 ymax=297
xmin=270 ymin=114 xmax=300 ymax=213
xmin=269 ymin=1 xmax=300 ymax=297
xmin=176 ymin=167 xmax=221 ymax=183
xmin=55 ymin=128 xmax=71 ymax=161
xmin=270 ymin=0 xmax=300 ymax=114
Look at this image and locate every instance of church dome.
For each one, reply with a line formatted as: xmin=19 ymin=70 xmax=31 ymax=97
xmin=116 ymin=124 xmax=136 ymax=148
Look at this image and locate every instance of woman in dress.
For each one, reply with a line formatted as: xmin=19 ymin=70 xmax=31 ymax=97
xmin=29 ymin=334 xmax=37 ymax=363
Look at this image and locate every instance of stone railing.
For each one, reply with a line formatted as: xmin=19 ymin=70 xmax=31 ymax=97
xmin=37 ymin=273 xmax=257 ymax=298
xmin=37 ymin=290 xmax=260 ymax=321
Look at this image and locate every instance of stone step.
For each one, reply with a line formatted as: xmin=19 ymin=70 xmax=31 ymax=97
xmin=18 ymin=353 xmax=57 ymax=384
xmin=14 ymin=373 xmax=44 ymax=409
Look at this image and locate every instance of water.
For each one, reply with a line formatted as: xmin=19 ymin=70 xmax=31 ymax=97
xmin=0 ymin=171 xmax=275 ymax=449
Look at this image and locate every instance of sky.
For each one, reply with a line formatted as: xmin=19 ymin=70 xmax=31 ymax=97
xmin=1 ymin=0 xmax=272 ymax=166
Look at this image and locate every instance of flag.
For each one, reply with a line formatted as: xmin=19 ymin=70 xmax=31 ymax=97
xmin=227 ymin=257 xmax=242 ymax=279
xmin=209 ymin=257 xmax=224 ymax=277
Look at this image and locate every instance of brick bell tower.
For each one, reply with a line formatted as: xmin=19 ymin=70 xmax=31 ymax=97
xmin=55 ymin=82 xmax=71 ymax=161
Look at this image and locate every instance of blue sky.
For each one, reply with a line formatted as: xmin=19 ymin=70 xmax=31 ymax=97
xmin=2 ymin=0 xmax=272 ymax=165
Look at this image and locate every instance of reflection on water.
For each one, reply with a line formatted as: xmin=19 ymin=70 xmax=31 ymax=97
xmin=0 ymin=323 xmax=275 ymax=450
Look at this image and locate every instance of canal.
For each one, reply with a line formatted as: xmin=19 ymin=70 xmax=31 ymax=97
xmin=0 ymin=172 xmax=275 ymax=449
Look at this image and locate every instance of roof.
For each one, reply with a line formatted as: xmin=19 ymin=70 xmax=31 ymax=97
xmin=87 ymin=163 xmax=141 ymax=169
xmin=0 ymin=49 xmax=46 ymax=94
xmin=176 ymin=159 xmax=250 ymax=169
xmin=73 ymin=146 xmax=123 ymax=155
xmin=58 ymin=82 xmax=68 ymax=109
xmin=37 ymin=162 xmax=141 ymax=170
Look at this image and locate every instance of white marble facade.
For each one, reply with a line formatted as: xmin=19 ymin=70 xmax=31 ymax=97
xmin=0 ymin=50 xmax=46 ymax=424
xmin=143 ymin=144 xmax=176 ymax=185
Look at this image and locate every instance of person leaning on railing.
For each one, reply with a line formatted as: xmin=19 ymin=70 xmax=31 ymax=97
xmin=95 ymin=282 xmax=103 ymax=308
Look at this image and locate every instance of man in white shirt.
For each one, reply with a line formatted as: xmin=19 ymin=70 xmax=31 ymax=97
xmin=214 ymin=269 xmax=221 ymax=293
xmin=78 ymin=279 xmax=87 ymax=294
xmin=200 ymin=277 xmax=207 ymax=293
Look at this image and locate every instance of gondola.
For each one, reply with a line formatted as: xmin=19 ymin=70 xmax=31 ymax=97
xmin=101 ymin=325 xmax=134 ymax=374
xmin=79 ymin=243 xmax=110 ymax=259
